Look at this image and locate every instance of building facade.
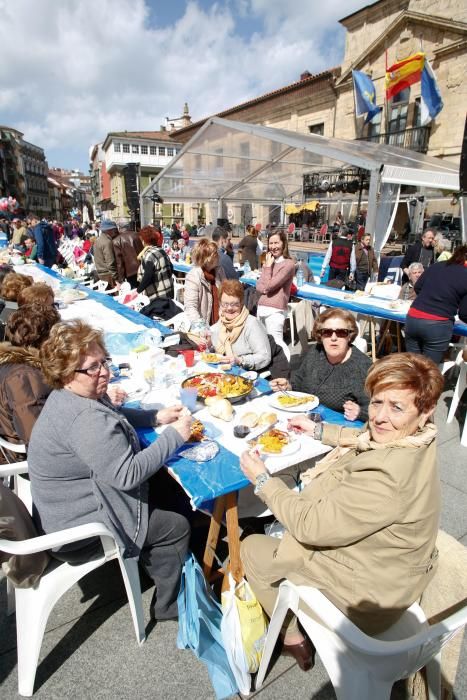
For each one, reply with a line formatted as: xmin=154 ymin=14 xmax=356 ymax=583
xmin=169 ymin=0 xmax=466 ymax=231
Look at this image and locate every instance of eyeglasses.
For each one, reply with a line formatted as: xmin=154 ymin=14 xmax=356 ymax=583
xmin=320 ymin=328 xmax=351 ymax=339
xmin=220 ymin=302 xmax=241 ymax=309
xmin=75 ymin=357 xmax=113 ymax=377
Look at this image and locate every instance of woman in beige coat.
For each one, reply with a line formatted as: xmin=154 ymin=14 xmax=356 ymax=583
xmin=184 ymin=238 xmax=225 ymax=324
xmin=240 ymin=352 xmax=444 ymax=670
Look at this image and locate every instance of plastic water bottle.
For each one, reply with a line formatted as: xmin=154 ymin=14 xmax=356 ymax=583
xmin=243 ymin=260 xmax=251 ymax=276
xmin=296 ymin=265 xmax=304 ymax=288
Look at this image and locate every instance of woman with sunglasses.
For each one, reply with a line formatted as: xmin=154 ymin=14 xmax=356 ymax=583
xmin=210 ymin=279 xmax=271 ymax=370
xmin=270 ymin=308 xmax=371 ymax=421
xmin=28 ymin=320 xmax=193 ymax=622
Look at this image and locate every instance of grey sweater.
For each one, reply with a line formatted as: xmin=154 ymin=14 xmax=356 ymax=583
xmin=210 ymin=314 xmax=271 ymax=370
xmin=28 ymin=390 xmax=184 ymax=558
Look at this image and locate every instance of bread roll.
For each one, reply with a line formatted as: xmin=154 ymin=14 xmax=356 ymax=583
xmin=241 ymin=412 xmax=259 ymax=428
xmin=258 ymin=412 xmax=278 ymax=426
xmin=208 ymin=398 xmax=233 ymax=422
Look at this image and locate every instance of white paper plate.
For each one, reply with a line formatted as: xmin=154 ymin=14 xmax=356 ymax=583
xmin=269 ymin=391 xmax=319 ymax=412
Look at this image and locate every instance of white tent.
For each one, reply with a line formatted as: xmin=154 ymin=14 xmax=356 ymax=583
xmin=140 ymin=117 xmax=461 ymax=250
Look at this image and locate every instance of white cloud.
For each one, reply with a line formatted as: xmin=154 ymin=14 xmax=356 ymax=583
xmin=0 ymin=0 xmax=369 ymax=168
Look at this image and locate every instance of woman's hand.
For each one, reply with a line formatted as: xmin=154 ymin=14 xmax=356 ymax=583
xmin=240 ymin=450 xmax=268 ymax=484
xmin=157 ymin=404 xmax=186 ymax=425
xmin=269 ymin=377 xmax=292 ymax=392
xmin=287 ymin=415 xmax=316 ymax=436
xmin=107 ymin=384 xmax=128 ymax=407
xmin=173 ymin=414 xmax=193 ymax=443
xmin=263 ymin=252 xmax=274 ymax=268
xmin=343 ymin=400 xmax=361 ymax=422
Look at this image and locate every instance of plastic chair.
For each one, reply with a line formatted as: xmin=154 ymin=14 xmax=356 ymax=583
xmin=256 ymin=581 xmax=467 ymax=700
xmin=445 ymin=349 xmax=467 ymax=446
xmin=0 ymin=470 xmax=145 ymax=697
xmin=172 ymin=275 xmax=186 ymax=304
xmin=314 ymin=223 xmax=328 ymax=243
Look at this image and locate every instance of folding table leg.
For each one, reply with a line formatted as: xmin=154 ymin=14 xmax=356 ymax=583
xmin=202 ymin=495 xmax=225 ymax=580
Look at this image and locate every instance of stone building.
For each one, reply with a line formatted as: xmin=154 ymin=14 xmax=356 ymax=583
xmin=168 ymin=0 xmax=466 ymax=231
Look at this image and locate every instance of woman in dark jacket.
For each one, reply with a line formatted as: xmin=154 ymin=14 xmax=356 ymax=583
xmin=405 ymin=245 xmax=467 ymax=363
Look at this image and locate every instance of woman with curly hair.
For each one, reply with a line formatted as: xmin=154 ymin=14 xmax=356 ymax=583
xmin=136 ymin=225 xmax=174 ymax=300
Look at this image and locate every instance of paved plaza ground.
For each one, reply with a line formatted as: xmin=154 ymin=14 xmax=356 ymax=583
xmin=1 ymin=334 xmax=466 ymax=700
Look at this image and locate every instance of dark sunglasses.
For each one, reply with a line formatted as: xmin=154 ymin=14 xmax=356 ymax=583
xmin=320 ymin=328 xmax=351 ymax=339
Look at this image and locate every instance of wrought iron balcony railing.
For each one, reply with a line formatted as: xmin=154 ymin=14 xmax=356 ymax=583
xmin=356 ymin=125 xmax=431 ymax=153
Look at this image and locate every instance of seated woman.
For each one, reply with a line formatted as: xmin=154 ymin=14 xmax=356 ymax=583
xmin=0 ymin=303 xmax=60 ymax=447
xmin=210 ymin=279 xmax=271 ymax=371
xmin=0 ymin=272 xmax=33 ymax=322
xmin=184 ymin=238 xmax=225 ymax=325
xmin=17 ymin=282 xmax=55 ymax=308
xmin=271 ymin=308 xmax=371 ymax=421
xmin=240 ymin=353 xmax=443 ymax=667
xmin=136 ymin=225 xmax=174 ymax=301
xmin=28 ymin=320 xmax=192 ymax=620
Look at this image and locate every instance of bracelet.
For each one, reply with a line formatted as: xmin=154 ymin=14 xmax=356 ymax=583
xmin=313 ymin=422 xmax=324 ymax=441
xmin=254 ymin=472 xmax=270 ymax=495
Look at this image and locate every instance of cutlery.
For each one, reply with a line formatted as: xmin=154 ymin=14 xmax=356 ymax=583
xmin=246 ymin=420 xmax=279 ymax=444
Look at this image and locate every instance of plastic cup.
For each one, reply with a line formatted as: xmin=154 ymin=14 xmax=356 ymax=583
xmin=179 ymin=349 xmax=195 ymax=367
xmin=179 ymin=387 xmax=198 ymax=411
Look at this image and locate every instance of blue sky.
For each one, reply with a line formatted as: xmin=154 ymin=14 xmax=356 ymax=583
xmin=0 ymin=0 xmax=371 ymax=172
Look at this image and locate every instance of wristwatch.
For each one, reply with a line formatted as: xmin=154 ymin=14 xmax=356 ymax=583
xmin=254 ymin=472 xmax=270 ymax=495
xmin=313 ymin=421 xmax=324 ymax=440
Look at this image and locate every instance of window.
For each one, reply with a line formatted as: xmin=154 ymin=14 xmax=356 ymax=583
xmin=150 ymin=146 xmax=157 ymax=155
xmin=167 ymin=147 xmax=174 ymax=156
xmin=367 ymin=110 xmax=382 ymax=141
xmin=132 ymin=144 xmax=139 ymax=154
xmin=308 ymin=123 xmax=324 ymax=136
xmin=141 ymin=145 xmax=148 ymax=154
xmin=122 ymin=144 xmax=130 ymax=153
xmin=159 ymin=147 xmax=166 ymax=156
xmin=114 ymin=143 xmax=121 ymax=152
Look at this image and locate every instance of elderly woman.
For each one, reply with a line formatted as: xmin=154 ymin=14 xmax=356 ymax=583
xmin=184 ymin=238 xmax=225 ymax=324
xmin=136 ymin=225 xmax=174 ymax=301
xmin=28 ymin=321 xmax=192 ymax=620
xmin=0 ymin=272 xmax=33 ymax=322
xmin=210 ymin=279 xmax=271 ymax=370
xmin=271 ymin=308 xmax=371 ymax=421
xmin=256 ymin=230 xmax=295 ymax=352
xmin=0 ymin=303 xmax=59 ymax=447
xmin=434 ymin=235 xmax=452 ymax=262
xmin=240 ymin=352 xmax=443 ymax=668
xmin=17 ymin=282 xmax=55 ymax=307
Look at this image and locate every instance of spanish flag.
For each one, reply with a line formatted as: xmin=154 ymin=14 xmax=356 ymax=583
xmin=385 ymin=52 xmax=425 ymax=100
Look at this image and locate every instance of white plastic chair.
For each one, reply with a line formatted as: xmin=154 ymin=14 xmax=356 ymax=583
xmin=256 ymin=581 xmax=467 ymax=700
xmin=172 ymin=274 xmax=185 ymax=304
xmin=0 ymin=468 xmax=145 ymax=696
xmin=445 ymin=350 xmax=467 ymax=447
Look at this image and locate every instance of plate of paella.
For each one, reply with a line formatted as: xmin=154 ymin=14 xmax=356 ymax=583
xmin=182 ymin=372 xmax=253 ymax=402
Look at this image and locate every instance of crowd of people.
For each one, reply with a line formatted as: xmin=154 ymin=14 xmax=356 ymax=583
xmin=0 ymin=213 xmax=466 ymax=683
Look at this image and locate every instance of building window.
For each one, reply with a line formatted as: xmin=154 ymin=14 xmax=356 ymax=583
xmin=167 ymin=147 xmax=174 ymax=156
xmin=150 ymin=146 xmax=157 ymax=155
xmin=367 ymin=110 xmax=382 ymax=141
xmin=141 ymin=145 xmax=148 ymax=154
xmin=122 ymin=144 xmax=130 ymax=153
xmin=114 ymin=143 xmax=121 ymax=152
xmin=308 ymin=123 xmax=324 ymax=135
xmin=159 ymin=147 xmax=166 ymax=156
xmin=132 ymin=144 xmax=139 ymax=154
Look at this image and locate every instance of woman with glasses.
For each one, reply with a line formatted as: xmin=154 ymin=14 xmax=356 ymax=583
xmin=28 ymin=320 xmax=193 ymax=621
xmin=184 ymin=238 xmax=225 ymax=324
xmin=210 ymin=279 xmax=271 ymax=370
xmin=270 ymin=308 xmax=371 ymax=421
xmin=240 ymin=353 xmax=443 ymax=667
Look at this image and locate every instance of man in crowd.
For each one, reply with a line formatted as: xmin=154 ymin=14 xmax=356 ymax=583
xmin=10 ymin=219 xmax=28 ymax=248
xmin=354 ymin=233 xmax=378 ymax=290
xmin=320 ymin=226 xmax=356 ymax=283
xmin=30 ymin=215 xmax=58 ymax=267
xmin=400 ymin=228 xmax=436 ymax=283
xmin=93 ymin=220 xmax=119 ymax=289
xmin=212 ymin=228 xmax=240 ymax=279
xmin=177 ymin=237 xmax=189 ymax=262
xmin=113 ymin=222 xmax=142 ymax=288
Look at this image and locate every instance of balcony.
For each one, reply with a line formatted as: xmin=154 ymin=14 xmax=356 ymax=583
xmin=357 ymin=125 xmax=431 ymax=154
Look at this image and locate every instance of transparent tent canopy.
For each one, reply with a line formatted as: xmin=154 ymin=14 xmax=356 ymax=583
xmin=141 ymin=117 xmax=459 ymax=206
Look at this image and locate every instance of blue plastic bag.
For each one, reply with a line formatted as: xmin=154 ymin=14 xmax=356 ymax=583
xmin=177 ymin=553 xmax=238 ymax=699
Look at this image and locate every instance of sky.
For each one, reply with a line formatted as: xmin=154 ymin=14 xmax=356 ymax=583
xmin=0 ymin=0 xmax=372 ymax=172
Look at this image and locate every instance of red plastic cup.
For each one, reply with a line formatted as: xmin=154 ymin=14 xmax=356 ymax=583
xmin=179 ymin=349 xmax=195 ymax=367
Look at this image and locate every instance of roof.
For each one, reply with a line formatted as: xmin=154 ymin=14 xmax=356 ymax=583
xmin=169 ymin=68 xmax=339 ymax=139
xmin=141 ymin=117 xmax=459 ymax=208
xmin=339 ymin=0 xmax=386 ymax=24
xmin=103 ymin=130 xmax=181 ymax=150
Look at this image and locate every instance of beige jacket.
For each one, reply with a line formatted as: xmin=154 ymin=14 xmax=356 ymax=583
xmin=184 ymin=265 xmax=225 ymax=324
xmin=258 ymin=422 xmax=440 ymax=635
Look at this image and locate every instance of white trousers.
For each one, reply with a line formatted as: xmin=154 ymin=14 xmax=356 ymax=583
xmin=257 ymin=306 xmax=288 ymax=355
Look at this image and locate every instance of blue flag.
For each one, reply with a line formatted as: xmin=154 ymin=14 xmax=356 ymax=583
xmin=352 ymin=70 xmax=382 ymax=124
xmin=420 ymin=59 xmax=443 ymax=125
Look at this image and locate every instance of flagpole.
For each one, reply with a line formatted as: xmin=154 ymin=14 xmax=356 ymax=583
xmin=351 ymin=72 xmax=359 ymax=139
xmin=384 ymin=48 xmax=389 ymax=134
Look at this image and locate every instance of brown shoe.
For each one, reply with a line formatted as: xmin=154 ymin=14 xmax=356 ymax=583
xmin=282 ymin=638 xmax=315 ymax=672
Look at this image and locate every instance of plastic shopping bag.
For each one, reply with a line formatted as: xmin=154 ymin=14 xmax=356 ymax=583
xmin=177 ymin=553 xmax=238 ymax=700
xmin=221 ymin=573 xmax=268 ymax=694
